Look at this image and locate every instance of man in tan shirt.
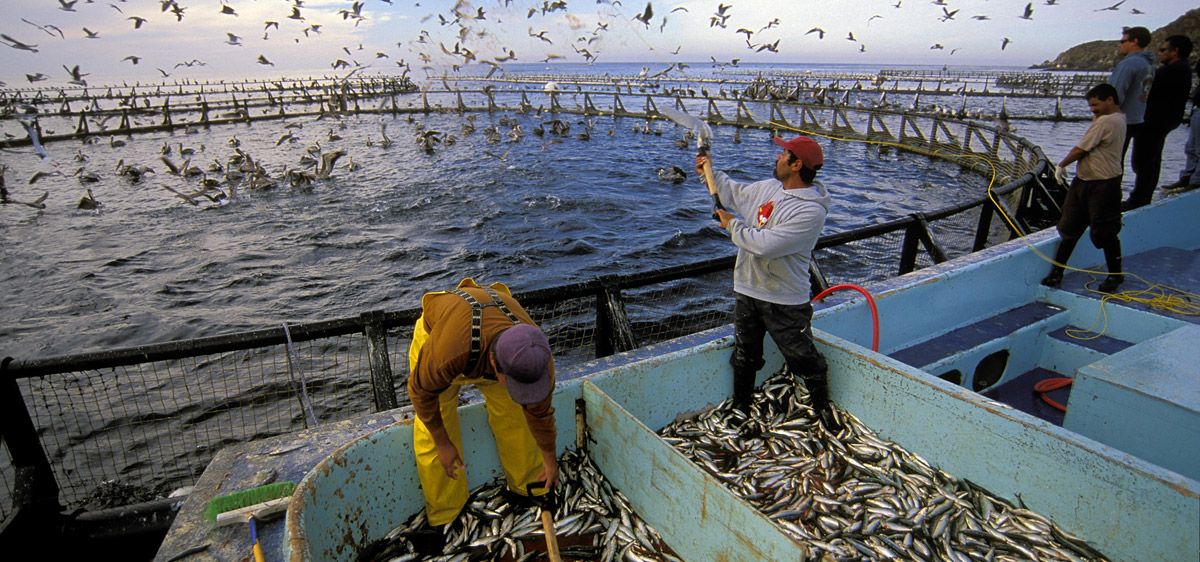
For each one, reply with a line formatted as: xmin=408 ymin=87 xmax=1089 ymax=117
xmin=1043 ymin=83 xmax=1127 ymax=293
xmin=406 ymin=278 xmax=557 ymax=552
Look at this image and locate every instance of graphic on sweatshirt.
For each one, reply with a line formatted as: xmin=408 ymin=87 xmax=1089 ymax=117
xmin=756 ymin=200 xmax=775 ymax=228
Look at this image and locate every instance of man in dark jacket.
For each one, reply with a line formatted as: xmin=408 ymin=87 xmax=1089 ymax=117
xmin=1165 ymin=55 xmax=1200 ymax=192
xmin=1125 ymin=35 xmax=1194 ymax=209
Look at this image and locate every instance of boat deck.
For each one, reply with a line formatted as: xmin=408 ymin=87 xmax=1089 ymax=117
xmin=889 ymin=244 xmax=1200 ymax=427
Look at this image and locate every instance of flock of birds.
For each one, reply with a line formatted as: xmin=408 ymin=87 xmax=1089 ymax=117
xmin=0 ymin=0 xmax=1162 ymax=213
xmin=0 ymin=100 xmax=722 ymax=214
xmin=0 ymin=0 xmax=1158 ymax=90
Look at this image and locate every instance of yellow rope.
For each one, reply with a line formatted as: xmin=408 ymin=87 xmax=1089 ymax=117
xmin=766 ymin=119 xmax=1200 ymax=341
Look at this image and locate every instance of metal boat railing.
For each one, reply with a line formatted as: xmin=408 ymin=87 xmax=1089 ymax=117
xmin=0 ymin=76 xmax=1060 ymax=540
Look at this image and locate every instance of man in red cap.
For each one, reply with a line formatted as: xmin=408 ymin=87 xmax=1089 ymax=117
xmin=696 ymin=136 xmax=836 ymax=429
xmin=405 ymin=278 xmax=557 ymax=553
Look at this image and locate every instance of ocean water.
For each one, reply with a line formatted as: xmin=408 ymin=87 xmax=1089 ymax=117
xmin=0 ymin=62 xmax=1188 ymax=359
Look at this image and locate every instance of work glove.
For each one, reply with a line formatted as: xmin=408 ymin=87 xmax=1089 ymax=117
xmin=1054 ymin=165 xmax=1069 ymax=186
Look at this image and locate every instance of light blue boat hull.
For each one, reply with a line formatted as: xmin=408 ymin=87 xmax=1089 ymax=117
xmin=284 ymin=193 xmax=1200 ymax=562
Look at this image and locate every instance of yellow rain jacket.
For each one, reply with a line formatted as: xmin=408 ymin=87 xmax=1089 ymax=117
xmin=408 ymin=278 xmax=556 ymax=526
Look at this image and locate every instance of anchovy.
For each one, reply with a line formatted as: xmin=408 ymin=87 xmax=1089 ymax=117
xmin=659 ymin=370 xmax=1110 ymax=562
xmin=364 ymin=447 xmax=674 ymax=561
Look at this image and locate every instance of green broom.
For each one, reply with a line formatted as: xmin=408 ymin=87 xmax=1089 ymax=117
xmin=204 ymin=481 xmax=297 ymax=562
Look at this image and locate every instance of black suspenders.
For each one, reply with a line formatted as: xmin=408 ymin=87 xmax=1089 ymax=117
xmin=452 ymin=287 xmax=520 ymax=375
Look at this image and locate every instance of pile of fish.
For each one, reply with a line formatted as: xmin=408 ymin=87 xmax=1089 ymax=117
xmin=363 ymin=447 xmax=678 ymax=562
xmin=659 ymin=371 xmax=1109 ymax=562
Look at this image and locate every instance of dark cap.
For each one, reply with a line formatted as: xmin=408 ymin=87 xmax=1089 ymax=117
xmin=773 ymin=136 xmax=824 ymax=168
xmin=493 ymin=323 xmax=553 ymax=404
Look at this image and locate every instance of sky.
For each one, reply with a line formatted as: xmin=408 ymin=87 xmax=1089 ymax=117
xmin=0 ymin=0 xmax=1194 ymax=86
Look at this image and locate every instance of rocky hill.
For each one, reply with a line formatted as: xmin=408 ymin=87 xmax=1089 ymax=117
xmin=1031 ymin=8 xmax=1200 ymax=70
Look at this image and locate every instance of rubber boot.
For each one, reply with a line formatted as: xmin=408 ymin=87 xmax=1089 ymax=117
xmin=408 ymin=523 xmax=445 ymax=556
xmin=804 ymin=376 xmax=840 ymax=432
xmin=1099 ymin=241 xmax=1123 ymax=294
xmin=731 ymin=368 xmax=756 ymax=414
xmin=1041 ymin=237 xmax=1078 ymax=287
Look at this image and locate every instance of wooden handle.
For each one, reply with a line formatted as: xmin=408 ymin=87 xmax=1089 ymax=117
xmin=700 ymin=159 xmax=725 ymax=220
xmin=540 ymin=510 xmax=562 ymax=562
xmin=701 ymin=159 xmax=719 ymax=197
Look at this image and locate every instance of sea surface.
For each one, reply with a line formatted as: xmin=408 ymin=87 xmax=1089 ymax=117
xmin=15 ymin=61 xmax=1186 ymax=359
xmin=0 ymin=61 xmax=1191 ymax=508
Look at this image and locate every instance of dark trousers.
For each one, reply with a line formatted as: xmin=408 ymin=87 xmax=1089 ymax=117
xmin=1126 ymin=124 xmax=1175 ymax=209
xmin=1120 ymin=123 xmax=1143 ymax=172
xmin=730 ymin=293 xmax=828 ymax=407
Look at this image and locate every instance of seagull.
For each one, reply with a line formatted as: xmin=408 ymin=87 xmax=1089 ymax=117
xmin=1130 ymin=8 xmax=1144 ymax=14
xmin=225 ymin=33 xmax=243 ymax=46
xmin=22 ymin=19 xmax=65 ymax=39
xmin=128 ymin=16 xmax=148 ymax=29
xmin=710 ymin=3 xmax=732 ymax=28
xmin=846 ymin=32 xmax=856 ymax=42
xmin=219 ymin=3 xmax=237 ymax=16
xmin=756 ymin=39 xmax=780 ymax=53
xmin=940 ymin=8 xmax=959 ymax=21
xmin=633 ymin=2 xmax=653 ymax=28
xmin=1095 ymin=0 xmax=1125 ymax=11
xmin=1001 ymin=37 xmax=1011 ymax=50
xmin=58 ymin=0 xmax=78 ymax=12
xmin=971 ymin=15 xmax=990 ymax=20
xmin=1019 ymin=3 xmax=1034 ymax=20
xmin=930 ymin=43 xmax=945 ymax=50
xmin=83 ymin=27 xmax=100 ymax=39
xmin=257 ymin=55 xmax=274 ymax=66
xmin=1 ymin=34 xmax=39 ymax=52
xmin=26 ymin=73 xmax=48 ymax=83
xmin=806 ymin=27 xmax=826 ymax=39
xmin=63 ymin=64 xmax=89 ymax=86
xmin=529 ymin=28 xmax=553 ymax=44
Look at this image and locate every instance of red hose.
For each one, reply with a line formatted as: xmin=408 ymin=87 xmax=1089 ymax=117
xmin=812 ymin=284 xmax=880 ymax=352
xmin=1033 ymin=377 xmax=1073 ymax=412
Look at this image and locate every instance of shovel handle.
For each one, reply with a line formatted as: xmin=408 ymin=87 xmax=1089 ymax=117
xmin=540 ymin=510 xmax=563 ymax=562
xmin=527 ymin=481 xmax=563 ymax=562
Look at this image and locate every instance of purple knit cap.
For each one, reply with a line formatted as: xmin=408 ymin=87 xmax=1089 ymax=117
xmin=493 ymin=324 xmax=553 ymax=404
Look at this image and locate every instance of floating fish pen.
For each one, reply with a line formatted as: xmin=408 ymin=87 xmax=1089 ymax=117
xmin=0 ymin=75 xmax=417 ymax=147
xmin=0 ymin=69 xmax=1087 ymax=154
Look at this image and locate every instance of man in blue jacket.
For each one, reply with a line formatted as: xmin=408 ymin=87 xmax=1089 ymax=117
xmin=1107 ymin=26 xmax=1154 ymax=173
xmin=695 ymin=136 xmax=836 ymax=429
xmin=1126 ymin=35 xmax=1194 ymax=208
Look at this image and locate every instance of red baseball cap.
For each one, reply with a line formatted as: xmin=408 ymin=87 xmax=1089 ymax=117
xmin=773 ymin=136 xmax=824 ymax=168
